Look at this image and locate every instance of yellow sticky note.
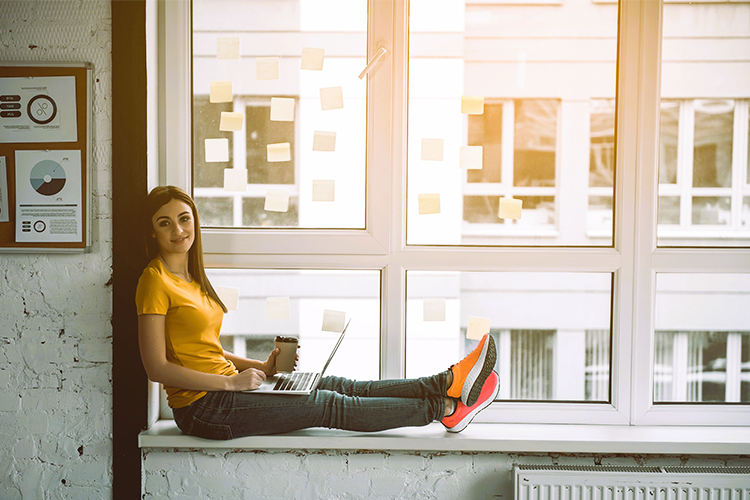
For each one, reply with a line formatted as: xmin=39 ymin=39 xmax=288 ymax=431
xmin=205 ymin=138 xmax=229 ymax=162
xmin=461 ymin=95 xmax=484 ymax=115
xmin=215 ymin=286 xmax=240 ymax=311
xmin=320 ymin=86 xmax=343 ymax=110
xmin=264 ymin=188 xmax=289 ymax=212
xmin=256 ymin=57 xmax=280 ymax=80
xmin=322 ymin=309 xmax=346 ymax=333
xmin=219 ymin=112 xmax=244 ymax=132
xmin=223 ymin=168 xmax=247 ymax=192
xmin=217 ymin=37 xmax=240 ymax=60
xmin=423 ymin=298 xmax=446 ymax=322
xmin=312 ymin=180 xmax=335 ymax=202
xmin=421 ymin=138 xmax=444 ymax=161
xmin=301 ymin=47 xmax=325 ymax=71
xmin=498 ymin=197 xmax=523 ymax=219
xmin=312 ymin=131 xmax=336 ymax=152
xmin=418 ymin=193 xmax=441 ymax=215
xmin=267 ymin=143 xmax=291 ymax=162
xmin=460 ymin=146 xmax=483 ymax=170
xmin=270 ymin=97 xmax=295 ymax=122
xmin=209 ymin=81 xmax=233 ymax=103
xmin=267 ymin=297 xmax=291 ymax=320
xmin=467 ymin=316 xmax=491 ymax=340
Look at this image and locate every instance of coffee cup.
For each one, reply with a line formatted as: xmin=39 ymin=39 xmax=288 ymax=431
xmin=274 ymin=336 xmax=298 ymax=373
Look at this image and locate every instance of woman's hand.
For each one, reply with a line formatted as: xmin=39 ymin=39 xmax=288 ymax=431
xmin=259 ymin=346 xmax=300 ymax=376
xmin=259 ymin=348 xmax=281 ymax=376
xmin=227 ymin=367 xmax=268 ymax=391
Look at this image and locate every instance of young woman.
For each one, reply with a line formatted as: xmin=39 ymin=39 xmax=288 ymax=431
xmin=136 ymin=186 xmax=499 ymax=439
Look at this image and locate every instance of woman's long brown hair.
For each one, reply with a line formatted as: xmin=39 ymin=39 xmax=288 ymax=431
xmin=144 ymin=186 xmax=227 ymax=313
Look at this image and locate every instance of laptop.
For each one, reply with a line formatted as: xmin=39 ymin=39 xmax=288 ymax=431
xmin=244 ymin=319 xmax=351 ymax=395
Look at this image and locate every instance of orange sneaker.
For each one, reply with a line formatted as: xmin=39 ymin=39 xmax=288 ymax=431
xmin=446 ymin=333 xmax=496 ymax=406
xmin=442 ymin=370 xmax=499 ymax=433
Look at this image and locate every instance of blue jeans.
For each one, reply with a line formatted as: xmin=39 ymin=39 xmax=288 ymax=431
xmin=172 ymin=372 xmax=450 ymax=439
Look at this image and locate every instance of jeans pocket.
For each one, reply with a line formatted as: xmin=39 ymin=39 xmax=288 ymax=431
xmin=186 ymin=415 xmax=234 ymax=440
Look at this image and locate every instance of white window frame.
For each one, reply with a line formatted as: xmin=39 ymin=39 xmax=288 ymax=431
xmin=156 ymin=0 xmax=750 ymax=427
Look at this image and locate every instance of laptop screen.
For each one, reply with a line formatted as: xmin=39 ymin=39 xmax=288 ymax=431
xmin=319 ymin=319 xmax=351 ymax=376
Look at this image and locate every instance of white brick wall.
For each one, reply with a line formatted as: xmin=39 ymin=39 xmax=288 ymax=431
xmin=0 ymin=1 xmax=113 ymax=499
xmin=141 ymin=449 xmax=750 ymax=500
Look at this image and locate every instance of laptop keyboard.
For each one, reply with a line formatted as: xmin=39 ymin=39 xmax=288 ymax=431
xmin=274 ymin=372 xmax=313 ymax=391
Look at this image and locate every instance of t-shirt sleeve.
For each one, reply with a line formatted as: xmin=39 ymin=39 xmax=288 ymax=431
xmin=135 ymin=268 xmax=170 ymax=315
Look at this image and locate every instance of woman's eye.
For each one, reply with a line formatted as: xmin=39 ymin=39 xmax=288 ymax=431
xmin=181 ymin=216 xmax=191 ymax=223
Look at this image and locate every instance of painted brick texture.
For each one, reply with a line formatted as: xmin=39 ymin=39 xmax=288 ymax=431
xmin=141 ymin=449 xmax=750 ymax=500
xmin=0 ymin=1 xmax=113 ymax=499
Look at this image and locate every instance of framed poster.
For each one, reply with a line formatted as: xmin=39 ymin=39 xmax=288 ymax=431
xmin=0 ymin=62 xmax=92 ymax=252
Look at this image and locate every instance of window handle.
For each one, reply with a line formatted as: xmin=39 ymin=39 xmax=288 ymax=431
xmin=358 ymin=46 xmax=388 ymax=80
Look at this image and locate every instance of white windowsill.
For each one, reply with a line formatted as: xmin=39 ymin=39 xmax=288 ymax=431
xmin=139 ymin=420 xmax=750 ymax=455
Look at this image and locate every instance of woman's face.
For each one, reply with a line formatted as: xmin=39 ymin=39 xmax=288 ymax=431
xmin=151 ymin=199 xmax=195 ymax=257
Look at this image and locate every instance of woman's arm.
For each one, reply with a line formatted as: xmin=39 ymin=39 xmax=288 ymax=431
xmin=138 ymin=314 xmax=267 ymax=392
xmin=223 ymin=350 xmax=279 ymax=376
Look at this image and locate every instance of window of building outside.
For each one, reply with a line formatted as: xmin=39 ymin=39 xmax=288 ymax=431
xmin=158 ymin=0 xmax=750 ymax=425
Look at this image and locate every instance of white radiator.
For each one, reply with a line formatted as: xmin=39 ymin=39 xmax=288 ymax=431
xmin=515 ymin=465 xmax=750 ymax=500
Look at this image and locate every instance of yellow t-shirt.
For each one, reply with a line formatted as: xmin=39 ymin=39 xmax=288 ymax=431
xmin=135 ymin=258 xmax=238 ymax=408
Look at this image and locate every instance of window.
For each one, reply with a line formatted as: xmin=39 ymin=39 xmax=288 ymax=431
xmin=657 ymin=0 xmax=750 ymax=247
xmin=405 ymin=271 xmax=612 ymax=403
xmin=657 ymin=100 xmax=750 ymax=245
xmin=462 ymin=100 xmax=559 ymax=231
xmin=654 ymin=274 xmax=750 ymax=404
xmin=157 ymin=0 xmax=750 ymax=426
xmin=207 ymin=268 xmax=381 ymax=381
xmin=191 ymin=0 xmax=367 ymax=229
xmin=194 ymin=96 xmax=300 ymax=227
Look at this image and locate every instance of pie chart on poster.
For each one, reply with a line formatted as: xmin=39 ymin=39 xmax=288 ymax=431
xmin=30 ymin=159 xmax=66 ymax=196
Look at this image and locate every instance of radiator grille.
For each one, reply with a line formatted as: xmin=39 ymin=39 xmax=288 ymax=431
xmin=515 ymin=465 xmax=750 ymax=500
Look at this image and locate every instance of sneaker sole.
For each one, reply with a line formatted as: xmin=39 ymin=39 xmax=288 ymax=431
xmin=461 ymin=335 xmax=496 ymax=406
xmin=447 ymin=376 xmax=500 ymax=433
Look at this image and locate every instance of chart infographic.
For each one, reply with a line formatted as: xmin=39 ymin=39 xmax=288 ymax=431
xmin=30 ymin=159 xmax=66 ymax=196
xmin=15 ymin=150 xmax=81 ymax=243
xmin=0 ymin=76 xmax=77 ymax=143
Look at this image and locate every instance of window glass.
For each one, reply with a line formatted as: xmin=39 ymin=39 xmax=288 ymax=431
xmin=244 ymin=100 xmax=295 ymax=185
xmin=407 ymin=0 xmax=618 ymax=246
xmin=589 ymin=99 xmax=615 ymax=189
xmin=654 ymin=273 xmax=750 ymax=403
xmin=588 ymin=99 xmax=615 ymax=235
xmin=659 ymin=101 xmax=679 ymax=185
xmin=657 ymin=1 xmax=750 ymax=247
xmin=207 ymin=269 xmax=380 ymax=381
xmin=513 ymin=99 xmax=557 ymax=188
xmin=691 ymin=196 xmax=731 ymax=226
xmin=467 ymin=102 xmax=504 ymax=184
xmin=588 ymin=196 xmax=613 ymax=234
xmin=692 ymin=100 xmax=733 ymax=189
xmin=194 ymin=97 xmax=234 ymax=187
xmin=657 ymin=196 xmax=680 ymax=225
xmin=192 ymin=0 xmax=367 ymax=229
xmin=405 ymin=271 xmax=612 ymax=402
xmin=196 ymin=197 xmax=233 ymax=227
